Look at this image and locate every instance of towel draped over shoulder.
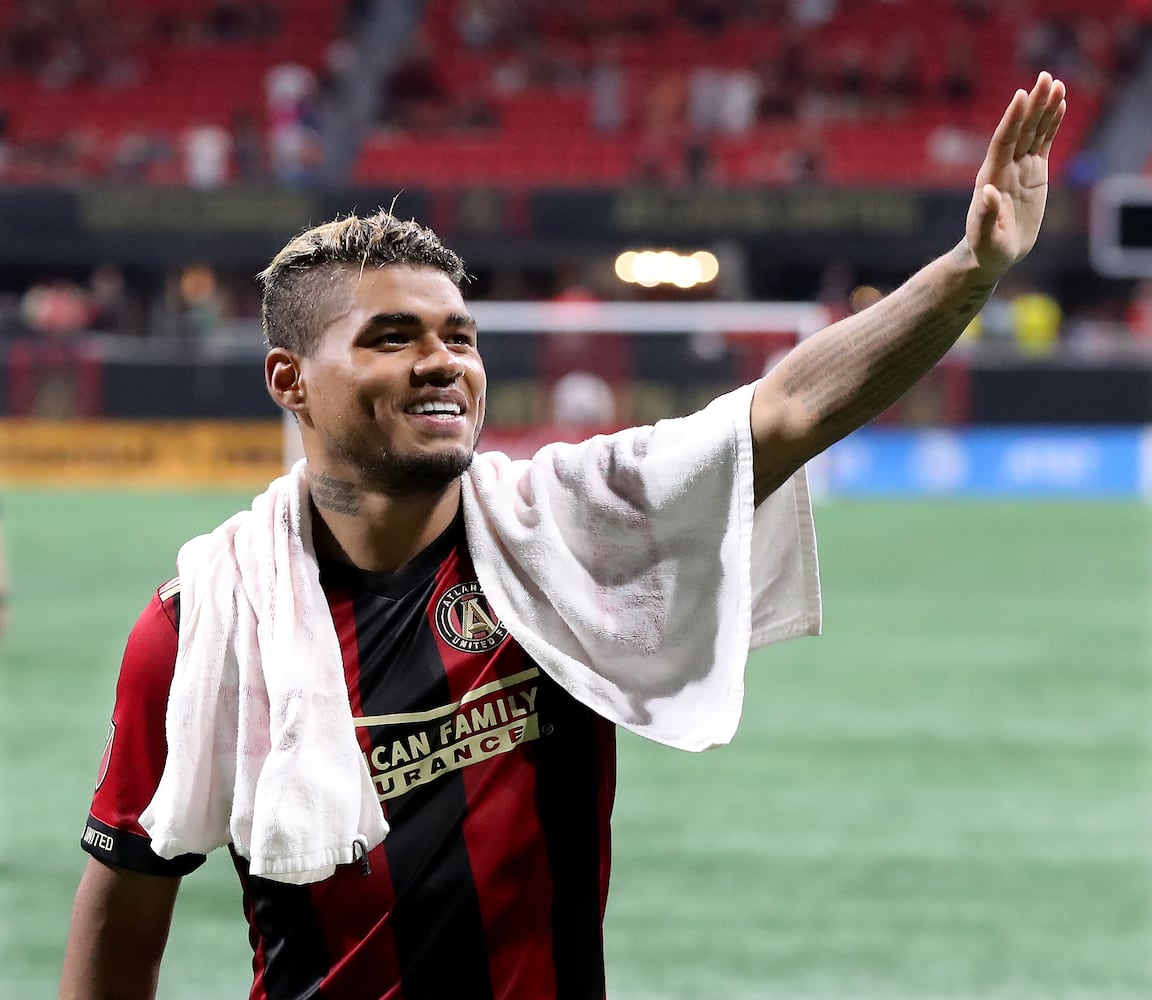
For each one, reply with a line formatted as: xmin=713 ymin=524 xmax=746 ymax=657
xmin=140 ymin=382 xmax=821 ymax=884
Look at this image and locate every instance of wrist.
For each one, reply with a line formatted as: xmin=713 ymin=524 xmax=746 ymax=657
xmin=951 ymin=238 xmax=1009 ymax=285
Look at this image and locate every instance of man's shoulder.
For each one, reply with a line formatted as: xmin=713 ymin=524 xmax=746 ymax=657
xmin=115 ymin=578 xmax=182 ymax=703
xmin=130 ymin=577 xmax=180 ymax=639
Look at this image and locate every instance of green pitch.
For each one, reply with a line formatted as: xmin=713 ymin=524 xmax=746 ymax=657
xmin=1 ymin=490 xmax=1149 ymax=999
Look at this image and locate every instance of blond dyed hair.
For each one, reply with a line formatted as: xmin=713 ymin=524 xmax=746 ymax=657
xmin=258 ymin=210 xmax=466 ymax=356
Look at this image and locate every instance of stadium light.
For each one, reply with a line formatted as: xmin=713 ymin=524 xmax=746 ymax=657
xmin=614 ymin=249 xmax=720 ymax=289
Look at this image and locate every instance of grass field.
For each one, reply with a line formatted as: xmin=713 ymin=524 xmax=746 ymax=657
xmin=1 ymin=489 xmax=1149 ymax=999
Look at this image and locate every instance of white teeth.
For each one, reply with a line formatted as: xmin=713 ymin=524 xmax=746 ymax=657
xmin=408 ymin=401 xmax=461 ymax=415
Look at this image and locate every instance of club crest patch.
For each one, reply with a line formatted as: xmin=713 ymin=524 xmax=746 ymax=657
xmin=435 ymin=581 xmax=508 ymax=653
xmin=95 ymin=720 xmax=116 ymax=792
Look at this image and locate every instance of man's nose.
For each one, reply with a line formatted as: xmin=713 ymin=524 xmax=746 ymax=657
xmin=412 ymin=340 xmax=463 ymax=382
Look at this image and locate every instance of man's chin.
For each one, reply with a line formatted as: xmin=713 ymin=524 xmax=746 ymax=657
xmin=363 ymin=447 xmax=475 ymax=497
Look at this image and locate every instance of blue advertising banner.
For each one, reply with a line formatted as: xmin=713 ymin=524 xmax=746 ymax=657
xmin=821 ymin=427 xmax=1151 ymax=497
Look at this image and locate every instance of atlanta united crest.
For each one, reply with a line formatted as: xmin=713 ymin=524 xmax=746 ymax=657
xmin=435 ymin=581 xmax=508 ymax=653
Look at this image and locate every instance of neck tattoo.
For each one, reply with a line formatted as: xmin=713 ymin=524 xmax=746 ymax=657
xmin=310 ymin=471 xmax=360 ymax=515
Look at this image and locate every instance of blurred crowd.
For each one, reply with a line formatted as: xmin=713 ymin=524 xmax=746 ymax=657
xmin=0 ymin=0 xmax=349 ymax=185
xmin=0 ymin=260 xmax=261 ymax=347
xmin=1 ymin=0 xmax=1150 ymax=186
xmin=375 ymin=0 xmax=1152 ymax=185
xmin=392 ymin=0 xmax=1148 ymax=123
xmin=0 ymin=0 xmax=279 ymax=90
xmin=1 ymin=0 xmax=1152 ymax=371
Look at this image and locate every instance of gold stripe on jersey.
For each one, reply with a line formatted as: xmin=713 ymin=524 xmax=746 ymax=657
xmin=158 ymin=577 xmax=181 ymax=602
xmin=354 ymin=666 xmax=540 ymax=728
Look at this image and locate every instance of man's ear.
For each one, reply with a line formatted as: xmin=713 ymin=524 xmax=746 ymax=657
xmin=266 ymin=348 xmax=306 ymax=412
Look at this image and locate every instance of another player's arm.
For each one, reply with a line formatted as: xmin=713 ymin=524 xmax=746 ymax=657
xmin=59 ymin=859 xmax=181 ymax=1000
xmin=749 ymin=72 xmax=1066 ymax=503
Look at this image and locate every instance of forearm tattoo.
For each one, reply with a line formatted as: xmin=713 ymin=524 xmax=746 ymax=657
xmin=310 ymin=471 xmax=360 ymax=515
xmin=778 ymin=262 xmax=996 ymax=439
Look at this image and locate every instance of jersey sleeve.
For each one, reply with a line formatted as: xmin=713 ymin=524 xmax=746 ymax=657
xmin=82 ymin=578 xmax=206 ymax=876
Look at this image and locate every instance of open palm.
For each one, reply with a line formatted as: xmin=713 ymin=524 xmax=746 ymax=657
xmin=966 ymin=72 xmax=1067 ymax=277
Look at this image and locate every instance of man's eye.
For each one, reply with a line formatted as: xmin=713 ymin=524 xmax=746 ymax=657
xmin=447 ymin=333 xmax=475 ymax=346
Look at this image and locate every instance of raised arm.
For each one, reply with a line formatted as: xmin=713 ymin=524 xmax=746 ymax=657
xmin=59 ymin=859 xmax=181 ymax=1000
xmin=751 ymin=72 xmax=1067 ymax=502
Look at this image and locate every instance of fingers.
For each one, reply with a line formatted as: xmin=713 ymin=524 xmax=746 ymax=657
xmin=1037 ymin=99 xmax=1066 ymax=159
xmin=985 ymin=73 xmax=1066 ymax=172
xmin=1015 ymin=72 xmax=1066 ymax=160
xmin=1031 ymin=94 xmax=1067 ymax=158
xmin=985 ymin=88 xmax=1030 ymax=172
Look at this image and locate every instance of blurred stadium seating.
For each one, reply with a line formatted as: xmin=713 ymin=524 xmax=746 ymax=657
xmin=0 ymin=0 xmax=1151 ymax=441
xmin=361 ymin=0 xmax=1114 ymax=188
xmin=0 ymin=0 xmax=1136 ymax=187
xmin=0 ymin=0 xmax=341 ymax=183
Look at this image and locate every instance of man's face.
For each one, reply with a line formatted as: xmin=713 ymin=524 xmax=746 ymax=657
xmin=294 ymin=264 xmax=486 ymax=496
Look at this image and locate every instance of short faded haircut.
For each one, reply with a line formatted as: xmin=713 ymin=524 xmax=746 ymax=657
xmin=258 ymin=210 xmax=466 ymax=356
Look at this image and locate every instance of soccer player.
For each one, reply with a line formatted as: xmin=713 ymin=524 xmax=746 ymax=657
xmin=60 ymin=74 xmax=1065 ymax=1000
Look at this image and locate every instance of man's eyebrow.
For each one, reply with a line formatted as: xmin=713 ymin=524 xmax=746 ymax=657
xmin=364 ymin=312 xmax=421 ymax=327
xmin=445 ymin=311 xmax=477 ymax=329
xmin=362 ymin=311 xmax=477 ymax=329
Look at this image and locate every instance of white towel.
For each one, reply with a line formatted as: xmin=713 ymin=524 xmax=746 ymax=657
xmin=140 ymin=382 xmax=820 ymax=882
xmin=463 ymin=381 xmax=822 ymax=751
xmin=138 ymin=461 xmax=389 ymax=884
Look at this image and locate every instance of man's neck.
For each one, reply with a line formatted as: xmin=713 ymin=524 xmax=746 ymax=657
xmin=307 ymin=470 xmax=463 ymax=574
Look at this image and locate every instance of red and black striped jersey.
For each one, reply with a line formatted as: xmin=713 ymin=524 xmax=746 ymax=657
xmin=83 ymin=515 xmax=617 ymax=1000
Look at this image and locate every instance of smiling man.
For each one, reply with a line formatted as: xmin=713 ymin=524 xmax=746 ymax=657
xmin=62 ymin=73 xmax=1065 ymax=1000
xmin=263 ymin=245 xmax=487 ymax=572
